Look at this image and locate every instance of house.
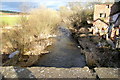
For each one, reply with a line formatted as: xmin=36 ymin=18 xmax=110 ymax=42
xmin=93 ymin=18 xmax=109 ymax=35
xmin=93 ymin=3 xmax=120 ymax=36
xmin=92 ymin=2 xmax=120 ymax=48
xmin=94 ymin=4 xmax=113 ymax=23
xmin=92 ymin=4 xmax=113 ymax=36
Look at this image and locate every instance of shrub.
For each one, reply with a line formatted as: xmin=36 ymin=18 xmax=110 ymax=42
xmin=59 ymin=2 xmax=94 ymax=29
xmin=28 ymin=7 xmax=61 ymax=36
xmin=1 ymin=7 xmax=61 ymax=55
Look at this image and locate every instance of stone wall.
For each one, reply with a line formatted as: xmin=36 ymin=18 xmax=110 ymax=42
xmin=94 ymin=4 xmax=113 ymax=22
xmin=0 ymin=66 xmax=119 ymax=79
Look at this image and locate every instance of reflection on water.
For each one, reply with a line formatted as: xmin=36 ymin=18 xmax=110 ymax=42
xmin=34 ymin=27 xmax=86 ymax=68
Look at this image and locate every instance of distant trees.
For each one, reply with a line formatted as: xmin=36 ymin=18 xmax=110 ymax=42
xmin=59 ymin=2 xmax=94 ymax=28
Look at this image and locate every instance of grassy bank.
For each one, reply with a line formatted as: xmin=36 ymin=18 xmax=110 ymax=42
xmin=0 ymin=16 xmax=20 ymax=26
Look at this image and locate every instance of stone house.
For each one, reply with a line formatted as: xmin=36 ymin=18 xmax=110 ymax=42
xmin=93 ymin=3 xmax=120 ymax=37
xmin=94 ymin=4 xmax=113 ymax=23
xmin=92 ymin=2 xmax=120 ymax=48
xmin=92 ymin=4 xmax=113 ymax=35
xmin=93 ymin=18 xmax=109 ymax=35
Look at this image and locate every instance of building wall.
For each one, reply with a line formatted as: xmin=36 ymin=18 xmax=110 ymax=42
xmin=93 ymin=20 xmax=108 ymax=30
xmin=94 ymin=4 xmax=113 ymax=23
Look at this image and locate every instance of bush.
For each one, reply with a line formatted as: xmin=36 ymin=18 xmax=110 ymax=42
xmin=28 ymin=7 xmax=61 ymax=36
xmin=59 ymin=2 xmax=93 ymax=29
xmin=59 ymin=6 xmax=73 ymax=28
xmin=1 ymin=7 xmax=61 ymax=55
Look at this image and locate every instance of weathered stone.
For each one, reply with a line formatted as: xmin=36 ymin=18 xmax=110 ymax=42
xmin=0 ymin=66 xmax=119 ymax=79
xmin=0 ymin=66 xmax=96 ymax=78
xmin=94 ymin=68 xmax=119 ymax=78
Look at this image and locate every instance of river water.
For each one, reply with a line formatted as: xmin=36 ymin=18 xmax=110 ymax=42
xmin=34 ymin=27 xmax=86 ymax=68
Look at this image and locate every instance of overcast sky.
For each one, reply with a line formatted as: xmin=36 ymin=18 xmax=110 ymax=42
xmin=0 ymin=0 xmax=116 ymax=12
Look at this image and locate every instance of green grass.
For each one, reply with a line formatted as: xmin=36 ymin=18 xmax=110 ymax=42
xmin=0 ymin=16 xmax=20 ymax=26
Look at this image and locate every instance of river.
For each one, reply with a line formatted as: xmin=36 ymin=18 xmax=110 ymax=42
xmin=33 ymin=27 xmax=86 ymax=68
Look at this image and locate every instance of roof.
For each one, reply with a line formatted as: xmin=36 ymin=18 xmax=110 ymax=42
xmin=93 ymin=18 xmax=109 ymax=26
xmin=110 ymin=1 xmax=120 ymax=16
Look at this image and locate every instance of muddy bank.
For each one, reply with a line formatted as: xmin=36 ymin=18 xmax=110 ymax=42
xmin=2 ymin=38 xmax=55 ymax=67
xmin=70 ymin=27 xmax=120 ymax=68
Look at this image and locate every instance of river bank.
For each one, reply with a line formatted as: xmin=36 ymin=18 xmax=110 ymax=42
xmin=70 ymin=27 xmax=120 ymax=68
xmin=2 ymin=35 xmax=55 ymax=67
xmin=2 ymin=26 xmax=119 ymax=68
xmin=2 ymin=26 xmax=86 ymax=67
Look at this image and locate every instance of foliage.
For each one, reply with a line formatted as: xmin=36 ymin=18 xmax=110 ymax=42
xmin=59 ymin=6 xmax=73 ymax=28
xmin=59 ymin=2 xmax=94 ymax=28
xmin=28 ymin=7 xmax=61 ymax=35
xmin=2 ymin=7 xmax=61 ymax=55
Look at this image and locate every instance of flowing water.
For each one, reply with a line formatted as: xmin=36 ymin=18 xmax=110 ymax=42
xmin=34 ymin=27 xmax=86 ymax=68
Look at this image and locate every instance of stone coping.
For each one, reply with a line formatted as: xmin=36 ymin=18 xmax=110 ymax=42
xmin=0 ymin=66 xmax=119 ymax=79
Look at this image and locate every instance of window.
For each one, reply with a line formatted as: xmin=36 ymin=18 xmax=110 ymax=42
xmin=100 ymin=13 xmax=106 ymax=18
xmin=106 ymin=5 xmax=109 ymax=8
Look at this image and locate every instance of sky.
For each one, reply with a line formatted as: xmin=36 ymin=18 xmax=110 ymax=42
xmin=1 ymin=0 xmax=68 ymax=12
xmin=0 ymin=0 xmax=116 ymax=12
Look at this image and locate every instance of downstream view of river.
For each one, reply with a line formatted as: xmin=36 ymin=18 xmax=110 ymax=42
xmin=34 ymin=27 xmax=86 ymax=68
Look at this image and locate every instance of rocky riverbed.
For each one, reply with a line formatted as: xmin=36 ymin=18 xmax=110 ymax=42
xmin=70 ymin=27 xmax=120 ymax=68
